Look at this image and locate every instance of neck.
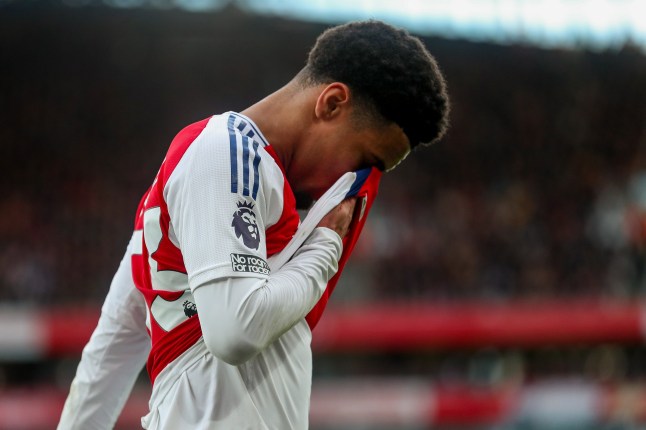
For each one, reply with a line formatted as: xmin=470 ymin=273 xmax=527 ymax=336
xmin=241 ymin=80 xmax=314 ymax=181
xmin=241 ymin=79 xmax=328 ymax=207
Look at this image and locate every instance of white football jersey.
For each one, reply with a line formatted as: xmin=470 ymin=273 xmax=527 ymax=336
xmin=58 ymin=111 xmax=379 ymax=430
xmin=132 ymin=113 xmax=334 ymax=429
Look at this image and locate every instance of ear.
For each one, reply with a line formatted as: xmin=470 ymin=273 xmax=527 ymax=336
xmin=314 ymin=82 xmax=351 ymax=121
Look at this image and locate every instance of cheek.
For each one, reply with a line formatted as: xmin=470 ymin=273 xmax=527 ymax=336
xmin=325 ymin=151 xmax=363 ymax=177
xmin=321 ymin=161 xmax=351 ymax=182
xmin=308 ymin=146 xmax=363 ymax=198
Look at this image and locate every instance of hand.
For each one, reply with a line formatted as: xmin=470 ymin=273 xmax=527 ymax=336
xmin=317 ymin=198 xmax=357 ymax=239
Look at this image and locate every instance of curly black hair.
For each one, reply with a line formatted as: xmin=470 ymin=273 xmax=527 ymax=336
xmin=302 ymin=20 xmax=450 ymax=148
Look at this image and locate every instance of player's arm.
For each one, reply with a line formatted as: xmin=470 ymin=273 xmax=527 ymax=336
xmin=164 ymin=120 xmax=350 ymax=365
xmin=193 ymin=202 xmax=352 ymax=365
xmin=58 ymin=233 xmax=150 ymax=430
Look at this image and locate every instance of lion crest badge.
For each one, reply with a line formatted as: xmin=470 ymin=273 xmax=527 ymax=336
xmin=231 ymin=200 xmax=260 ymax=250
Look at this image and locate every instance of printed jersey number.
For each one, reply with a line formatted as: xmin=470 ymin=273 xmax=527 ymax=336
xmin=142 ymin=207 xmax=196 ymax=332
xmin=142 ymin=207 xmax=186 ymax=290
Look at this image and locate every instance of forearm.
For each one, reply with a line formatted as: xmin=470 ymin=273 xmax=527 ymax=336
xmin=58 ymin=312 xmax=150 ymax=430
xmin=58 ymin=234 xmax=150 ymax=430
xmin=193 ymin=227 xmax=342 ymax=365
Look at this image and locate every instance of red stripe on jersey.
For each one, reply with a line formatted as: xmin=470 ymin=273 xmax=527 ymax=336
xmin=262 ymin=145 xmax=299 ymax=257
xmin=306 ymin=168 xmax=382 ymax=330
xmin=147 ymin=317 xmax=203 ymax=382
xmin=133 ymin=187 xmax=150 ymax=231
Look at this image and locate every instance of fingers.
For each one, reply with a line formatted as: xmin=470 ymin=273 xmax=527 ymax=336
xmin=317 ymin=198 xmax=357 ymax=238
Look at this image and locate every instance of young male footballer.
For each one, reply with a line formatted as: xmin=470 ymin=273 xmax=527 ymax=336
xmin=58 ymin=19 xmax=449 ymax=429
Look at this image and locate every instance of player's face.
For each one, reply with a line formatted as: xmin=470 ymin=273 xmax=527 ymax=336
xmin=301 ymin=119 xmax=411 ymax=202
xmin=345 ymin=120 xmax=411 ymax=173
xmin=286 ymin=82 xmax=411 ymax=207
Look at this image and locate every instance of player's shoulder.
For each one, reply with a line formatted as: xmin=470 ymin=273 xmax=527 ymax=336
xmin=173 ymin=116 xmax=214 ymax=146
xmin=207 ymin=112 xmax=285 ymax=198
xmin=165 ymin=112 xmax=285 ymax=197
xmin=160 ymin=116 xmax=217 ymax=179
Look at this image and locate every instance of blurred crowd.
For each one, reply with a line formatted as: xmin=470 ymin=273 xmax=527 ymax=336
xmin=341 ymin=43 xmax=646 ymax=304
xmin=1 ymin=6 xmax=646 ymax=307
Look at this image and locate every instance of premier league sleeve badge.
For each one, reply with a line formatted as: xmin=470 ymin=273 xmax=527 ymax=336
xmin=231 ymin=200 xmax=261 ymax=250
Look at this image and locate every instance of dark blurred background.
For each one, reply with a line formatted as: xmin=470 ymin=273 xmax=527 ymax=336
xmin=1 ymin=0 xmax=646 ymax=429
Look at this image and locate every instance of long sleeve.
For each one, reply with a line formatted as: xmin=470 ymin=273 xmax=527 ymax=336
xmin=58 ymin=234 xmax=151 ymax=430
xmin=193 ymin=227 xmax=342 ymax=365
